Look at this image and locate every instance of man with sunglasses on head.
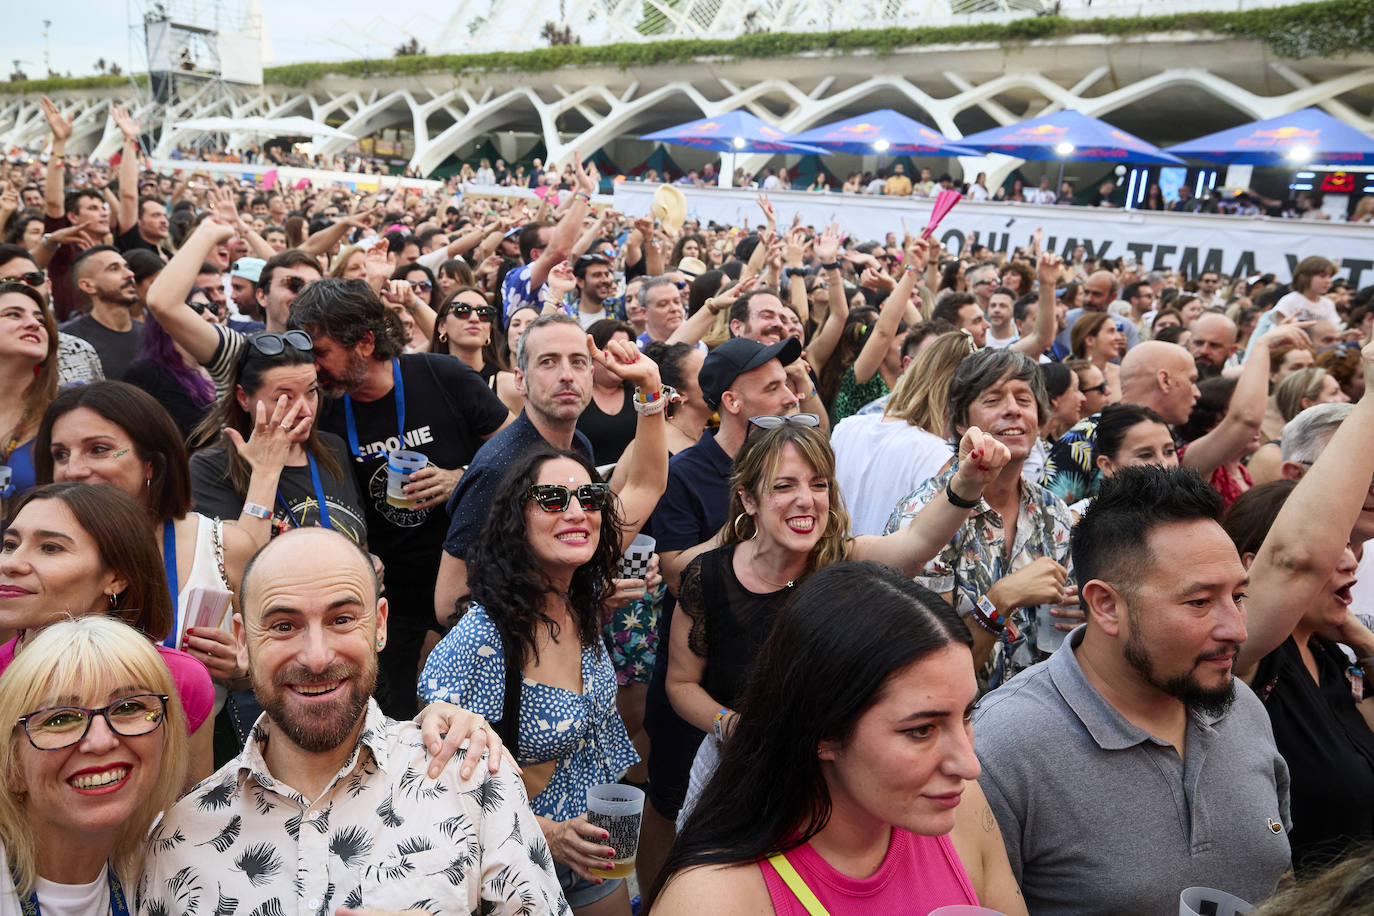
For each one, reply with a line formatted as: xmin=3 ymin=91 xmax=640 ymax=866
xmin=145 ymin=190 xmax=322 ymax=397
xmin=0 ymin=243 xmax=103 ymax=385
xmin=435 ymin=311 xmax=667 ymax=629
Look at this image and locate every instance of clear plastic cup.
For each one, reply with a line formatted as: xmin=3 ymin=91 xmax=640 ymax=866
xmin=384 ymin=449 xmax=428 ymax=509
xmin=585 ymin=783 xmax=644 ymax=879
xmin=1037 ymin=605 xmax=1070 ymax=653
xmin=1179 ymin=886 xmax=1253 ymax=916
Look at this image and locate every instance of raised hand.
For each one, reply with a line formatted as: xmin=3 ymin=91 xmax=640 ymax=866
xmin=40 ymin=97 xmax=74 ymax=143
xmin=902 ymin=236 xmax=932 ymax=274
xmin=814 ymin=222 xmax=841 ymax=264
xmin=110 ymin=104 xmax=140 ymax=143
xmin=951 ymin=425 xmax=1012 ymax=495
xmin=591 ymin=334 xmax=662 ymax=391
xmin=1036 ymin=250 xmax=1064 ymax=288
xmin=706 ymin=275 xmax=760 ymax=315
xmin=545 ymin=259 xmax=577 ymax=303
xmin=208 ymin=184 xmax=242 ymax=229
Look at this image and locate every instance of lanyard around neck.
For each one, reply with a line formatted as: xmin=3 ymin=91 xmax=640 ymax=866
xmin=343 ymin=359 xmax=404 ymax=460
xmin=161 ymin=518 xmax=177 ymax=648
xmin=12 ymin=865 xmax=131 ymax=916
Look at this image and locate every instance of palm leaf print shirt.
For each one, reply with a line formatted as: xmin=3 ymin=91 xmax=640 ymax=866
xmin=137 ymin=701 xmax=568 ymax=916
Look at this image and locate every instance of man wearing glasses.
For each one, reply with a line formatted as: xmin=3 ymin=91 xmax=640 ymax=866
xmin=145 ymin=194 xmax=322 ymax=397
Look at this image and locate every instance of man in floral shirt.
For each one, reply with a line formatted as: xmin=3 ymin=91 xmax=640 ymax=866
xmin=886 ymin=349 xmax=1075 ymax=688
xmin=138 ymin=528 xmax=566 ymax=916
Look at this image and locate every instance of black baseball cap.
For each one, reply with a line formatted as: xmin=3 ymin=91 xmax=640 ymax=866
xmin=700 ymin=336 xmax=802 ymax=409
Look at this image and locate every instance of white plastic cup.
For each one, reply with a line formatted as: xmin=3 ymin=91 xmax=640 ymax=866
xmin=927 ymin=906 xmax=1010 ymax=916
xmin=1179 ymin=886 xmax=1253 ymax=916
xmin=384 ymin=449 xmax=428 ymax=509
xmin=585 ymin=783 xmax=644 ymax=879
xmin=1037 ymin=605 xmax=1069 ymax=653
xmin=619 ymin=533 xmax=656 ymax=580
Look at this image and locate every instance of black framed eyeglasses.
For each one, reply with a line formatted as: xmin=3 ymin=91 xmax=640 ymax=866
xmin=524 ymin=483 xmax=611 ymax=513
xmin=248 ymin=330 xmax=314 ymax=356
xmin=19 ymin=693 xmax=169 ymax=750
xmin=748 ymin=414 xmax=821 ymax=431
xmin=451 ymin=303 xmax=495 ymax=321
xmin=1080 ymin=382 xmax=1109 ymax=395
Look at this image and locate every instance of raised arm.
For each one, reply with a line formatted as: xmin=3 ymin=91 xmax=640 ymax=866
xmin=145 ymin=191 xmax=239 ymax=364
xmin=805 ymin=225 xmax=849 ymax=370
xmin=594 ymin=337 xmax=667 ymax=538
xmin=851 ymin=240 xmax=925 ymax=385
xmin=1236 ymin=340 xmax=1374 ymax=677
xmin=1182 ymin=324 xmax=1310 ymax=477
xmin=111 ymin=105 xmax=141 ymax=235
xmin=41 ymin=97 xmax=73 ymax=220
xmin=1011 ymin=249 xmax=1062 ymax=357
xmin=785 ymin=229 xmax=810 ymax=327
xmin=669 ymin=276 xmax=757 ymax=347
xmin=852 ymin=427 xmax=1010 ymax=576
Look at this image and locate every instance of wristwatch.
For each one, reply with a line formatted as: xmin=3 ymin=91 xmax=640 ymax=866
xmin=40 ymin=233 xmax=59 ymax=250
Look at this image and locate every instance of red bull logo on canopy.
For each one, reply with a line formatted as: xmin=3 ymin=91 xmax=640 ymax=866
xmin=1238 ymin=126 xmax=1322 ymax=147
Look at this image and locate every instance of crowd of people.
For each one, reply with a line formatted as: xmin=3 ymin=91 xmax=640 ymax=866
xmin=3 ymin=95 xmax=1374 ymax=915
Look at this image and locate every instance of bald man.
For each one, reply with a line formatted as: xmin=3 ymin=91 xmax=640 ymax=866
xmin=1056 ymin=269 xmax=1140 ymax=355
xmin=1190 ymin=312 xmax=1239 ymax=376
xmin=139 ymin=528 xmax=566 ymax=915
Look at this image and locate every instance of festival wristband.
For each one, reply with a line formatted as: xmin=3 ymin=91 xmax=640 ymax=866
xmin=242 ymin=501 xmax=272 ymax=519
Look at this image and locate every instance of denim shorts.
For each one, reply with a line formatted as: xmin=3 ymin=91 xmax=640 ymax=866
xmin=555 ymin=860 xmax=623 ymax=908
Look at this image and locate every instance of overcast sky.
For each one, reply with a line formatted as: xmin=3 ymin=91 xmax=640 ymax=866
xmin=1 ymin=3 xmax=460 ymax=79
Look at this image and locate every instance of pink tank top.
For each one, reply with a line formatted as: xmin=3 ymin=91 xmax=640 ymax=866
xmin=759 ymin=828 xmax=979 ymax=915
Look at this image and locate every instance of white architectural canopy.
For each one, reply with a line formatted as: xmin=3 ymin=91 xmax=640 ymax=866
xmin=2 ymin=11 xmax=1370 ymax=182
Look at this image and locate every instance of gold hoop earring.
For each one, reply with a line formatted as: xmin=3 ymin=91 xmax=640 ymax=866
xmin=438 ymin=332 xmax=447 ymax=343
xmin=108 ymin=591 xmax=119 ymax=611
xmin=732 ymin=513 xmax=755 ymax=541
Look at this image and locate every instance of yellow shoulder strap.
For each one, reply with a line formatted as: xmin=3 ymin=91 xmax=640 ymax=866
xmin=766 ymin=852 xmax=832 ymax=916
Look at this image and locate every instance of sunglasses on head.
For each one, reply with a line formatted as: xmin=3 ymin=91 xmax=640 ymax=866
xmin=525 ymin=482 xmax=611 ymax=513
xmin=248 ymin=330 xmax=314 ymax=357
xmin=450 ymin=303 xmax=495 ymax=321
xmin=748 ymin=414 xmax=821 ymax=431
xmin=11 ymin=270 xmax=44 ymax=287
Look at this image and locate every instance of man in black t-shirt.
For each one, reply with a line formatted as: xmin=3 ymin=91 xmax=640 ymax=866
xmin=290 ymin=278 xmax=513 ymax=719
xmin=115 ymin=197 xmax=170 ymax=257
xmin=62 ymin=246 xmax=144 ymax=379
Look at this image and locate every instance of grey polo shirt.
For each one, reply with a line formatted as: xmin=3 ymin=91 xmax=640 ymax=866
xmin=974 ymin=627 xmax=1291 ymax=915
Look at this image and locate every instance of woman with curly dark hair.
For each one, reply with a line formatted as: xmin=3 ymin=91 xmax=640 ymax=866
xmin=420 ymin=447 xmax=644 ymax=914
xmin=420 ymin=337 xmax=668 ymax=915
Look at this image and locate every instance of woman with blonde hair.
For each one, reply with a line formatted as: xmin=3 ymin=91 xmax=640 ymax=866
xmin=328 ymin=244 xmax=367 ymax=280
xmin=666 ymin=420 xmax=1010 ymax=826
xmin=0 ymin=615 xmax=189 ymax=911
xmin=831 ymin=330 xmax=971 ymax=535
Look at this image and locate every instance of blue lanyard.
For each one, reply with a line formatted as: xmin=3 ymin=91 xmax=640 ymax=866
xmin=161 ymin=518 xmax=177 ymax=648
xmin=273 ymin=454 xmax=333 ymax=531
xmin=343 ymin=359 xmax=404 ymax=460
xmin=12 ymin=865 xmax=130 ymax=916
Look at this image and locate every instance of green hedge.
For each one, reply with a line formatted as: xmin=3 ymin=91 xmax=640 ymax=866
xmin=3 ymin=0 xmax=1367 ymax=94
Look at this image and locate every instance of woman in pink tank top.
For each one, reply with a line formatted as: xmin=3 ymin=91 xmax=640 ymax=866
xmin=651 ymin=562 xmax=1027 ymax=915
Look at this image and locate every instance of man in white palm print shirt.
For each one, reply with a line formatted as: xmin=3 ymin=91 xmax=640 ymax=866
xmin=137 ymin=528 xmax=566 ymax=916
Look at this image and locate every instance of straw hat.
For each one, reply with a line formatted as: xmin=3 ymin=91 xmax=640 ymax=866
xmin=651 ymin=184 xmax=687 ymax=234
xmin=677 ymin=256 xmax=708 ymax=279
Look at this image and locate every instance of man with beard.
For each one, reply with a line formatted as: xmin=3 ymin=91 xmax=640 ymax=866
xmin=138 ymin=528 xmax=566 ymax=915
xmin=571 ymin=252 xmax=621 ymax=328
xmin=62 ymin=246 xmax=144 ymax=379
xmin=973 ymin=466 xmax=1291 ymax=915
xmin=289 ymin=279 xmax=512 ymax=719
xmin=1189 ymin=312 xmax=1239 ymax=378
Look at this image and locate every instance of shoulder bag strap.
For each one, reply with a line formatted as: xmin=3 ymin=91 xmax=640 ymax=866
xmin=766 ymin=852 xmax=831 ymax=916
xmin=210 ymin=516 xmax=230 ymax=591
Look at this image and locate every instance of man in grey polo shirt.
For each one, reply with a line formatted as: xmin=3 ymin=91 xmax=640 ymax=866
xmin=974 ymin=466 xmax=1291 ymax=914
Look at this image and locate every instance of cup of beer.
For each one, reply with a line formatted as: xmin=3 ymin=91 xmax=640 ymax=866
xmin=385 ymin=449 xmax=428 ymax=509
xmin=1179 ymin=887 xmax=1253 ymax=916
xmin=586 ymin=783 xmax=644 ymax=879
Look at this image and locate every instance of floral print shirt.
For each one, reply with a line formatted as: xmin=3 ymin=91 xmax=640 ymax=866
xmin=1044 ymin=414 xmax=1101 ymax=505
xmin=419 ymin=604 xmax=640 ymax=823
xmin=137 ymin=700 xmax=566 ymax=916
xmin=885 ymin=464 xmax=1075 ymax=689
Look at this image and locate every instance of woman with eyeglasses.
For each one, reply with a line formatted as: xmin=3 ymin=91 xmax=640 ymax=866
xmin=0 ymin=615 xmax=190 ymax=915
xmin=652 ymin=563 xmax=1026 ymax=916
xmin=431 ymin=285 xmax=503 ymax=385
xmin=394 ymin=262 xmax=437 ymax=307
xmin=420 ymin=340 xmax=667 ymax=913
xmin=35 ymin=380 xmax=295 ymax=776
xmin=0 ymin=281 xmax=58 ymax=519
xmin=667 ymin=420 xmax=1011 ymax=828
